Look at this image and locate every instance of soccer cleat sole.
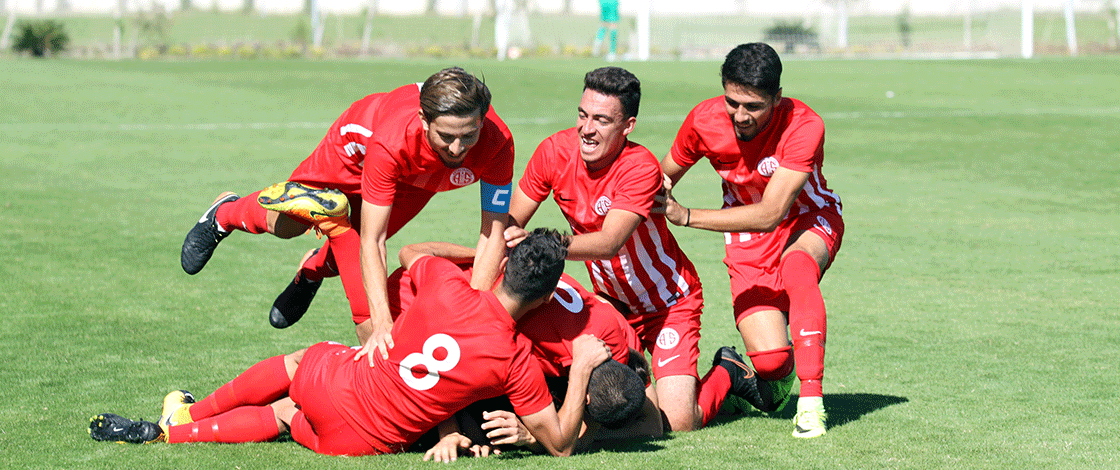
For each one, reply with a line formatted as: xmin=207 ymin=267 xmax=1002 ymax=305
xmin=257 ymin=181 xmax=349 ymax=222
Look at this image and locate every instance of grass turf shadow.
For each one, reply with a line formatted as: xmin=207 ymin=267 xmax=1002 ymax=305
xmin=709 ymin=392 xmax=908 ymax=429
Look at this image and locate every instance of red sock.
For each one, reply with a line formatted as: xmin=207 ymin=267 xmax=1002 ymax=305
xmin=169 ymin=406 xmax=279 ymax=443
xmin=782 ymin=250 xmax=826 ymax=398
xmin=214 ymin=190 xmax=274 ymax=234
xmin=297 ymin=239 xmax=338 ymax=283
xmin=697 ymin=366 xmax=731 ymax=426
xmin=190 ymin=355 xmax=290 ymax=421
xmin=326 ymin=229 xmax=371 ymax=323
xmin=747 ymin=346 xmax=794 ymax=381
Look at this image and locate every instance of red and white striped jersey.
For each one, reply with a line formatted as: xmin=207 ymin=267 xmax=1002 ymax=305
xmin=669 ymin=96 xmax=842 ymax=246
xmin=519 ymin=128 xmax=700 ymax=315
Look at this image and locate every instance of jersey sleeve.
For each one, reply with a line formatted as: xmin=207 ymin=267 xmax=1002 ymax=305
xmin=606 ymin=154 xmax=661 ymax=219
xmin=504 ymin=335 xmax=556 ymax=417
xmin=361 ymin=140 xmax=401 ymax=206
xmin=516 ymin=137 xmax=557 ymax=203
xmin=776 ymin=113 xmax=825 ymax=173
xmin=668 ymin=106 xmax=707 ymax=168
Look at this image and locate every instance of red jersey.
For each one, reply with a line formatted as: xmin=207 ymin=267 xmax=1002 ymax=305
xmin=328 ymin=257 xmax=553 ymax=452
xmin=516 ymin=273 xmax=639 ymax=376
xmin=519 ymin=128 xmax=700 ymax=315
xmin=669 ymin=96 xmax=842 ymax=246
xmin=388 ymin=267 xmax=638 ymax=377
xmin=287 ymin=83 xmax=515 ymax=204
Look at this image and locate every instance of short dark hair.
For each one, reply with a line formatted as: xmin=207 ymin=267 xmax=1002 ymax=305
xmin=586 ymin=359 xmax=646 ymax=429
xmin=721 ymin=43 xmax=783 ymax=98
xmin=419 ymin=67 xmax=492 ymax=120
xmin=583 ymin=66 xmax=641 ymax=119
xmin=501 ymin=228 xmax=570 ymax=303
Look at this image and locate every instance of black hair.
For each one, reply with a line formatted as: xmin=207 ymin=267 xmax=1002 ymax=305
xmin=501 ymin=228 xmax=570 ymax=303
xmin=720 ymin=43 xmax=783 ymax=98
xmin=583 ymin=66 xmax=641 ymax=119
xmin=586 ymin=359 xmax=646 ymax=429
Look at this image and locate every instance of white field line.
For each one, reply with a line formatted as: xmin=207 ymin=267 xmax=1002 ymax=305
xmin=2 ymin=107 xmax=1119 ymax=132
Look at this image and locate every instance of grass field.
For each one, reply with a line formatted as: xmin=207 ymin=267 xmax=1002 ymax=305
xmin=1 ymin=55 xmax=1119 ymax=469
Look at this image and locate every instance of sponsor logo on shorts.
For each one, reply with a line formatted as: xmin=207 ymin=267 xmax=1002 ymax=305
xmin=449 ymin=168 xmax=476 ymax=187
xmin=814 ymin=215 xmax=833 ymax=236
xmin=594 ymin=196 xmax=612 ymax=216
xmin=757 ymin=156 xmax=779 ymax=177
xmin=656 ymin=327 xmax=680 ymax=350
xmin=799 ymin=329 xmax=822 ymax=336
xmin=657 ymin=354 xmax=681 ymax=368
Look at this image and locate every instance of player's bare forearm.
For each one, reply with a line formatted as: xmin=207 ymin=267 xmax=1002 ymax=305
xmin=356 ymin=202 xmax=395 ymax=362
xmin=403 ymin=241 xmax=476 ymax=264
xmin=566 ymin=209 xmax=642 ymax=261
xmin=667 ymin=166 xmax=808 ymax=233
xmin=471 ymin=210 xmax=507 ymax=290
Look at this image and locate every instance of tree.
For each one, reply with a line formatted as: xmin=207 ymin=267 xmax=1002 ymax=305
xmin=12 ymin=19 xmax=69 ymax=57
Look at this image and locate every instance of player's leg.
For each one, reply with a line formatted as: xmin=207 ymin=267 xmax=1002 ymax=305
xmin=187 ymin=351 xmax=300 ymax=421
xmin=655 ymin=375 xmax=701 ymax=431
xmin=644 ymin=301 xmax=704 ymax=431
xmin=780 ymin=209 xmax=843 ymax=438
xmin=287 ymin=343 xmax=384 ymax=455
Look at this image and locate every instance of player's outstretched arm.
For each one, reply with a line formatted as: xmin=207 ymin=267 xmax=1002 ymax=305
xmin=354 ymin=202 xmax=395 ymax=365
xmin=519 ymin=334 xmax=610 ymax=456
xmin=661 ymin=165 xmax=809 ymax=233
xmin=503 ymin=188 xmax=542 ymax=248
xmin=566 ymin=209 xmax=642 ymax=261
xmin=471 ymin=210 xmax=507 ymax=291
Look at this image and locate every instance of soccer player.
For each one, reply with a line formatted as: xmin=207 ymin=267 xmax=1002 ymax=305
xmin=179 ymin=67 xmax=513 ymax=348
xmin=592 ymin=0 xmax=620 ymax=61
xmin=90 ymin=229 xmax=608 ymax=457
xmin=503 ymin=66 xmax=763 ymax=432
xmin=657 ymin=43 xmax=845 ymax=438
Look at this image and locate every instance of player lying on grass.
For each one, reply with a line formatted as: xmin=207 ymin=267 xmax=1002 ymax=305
xmin=657 ymin=43 xmax=845 ymax=438
xmin=179 ymin=66 xmax=513 ymax=351
xmin=91 ymin=229 xmax=606 ymax=457
xmin=379 ymin=242 xmax=665 ymax=460
xmin=503 ymin=66 xmax=768 ymax=432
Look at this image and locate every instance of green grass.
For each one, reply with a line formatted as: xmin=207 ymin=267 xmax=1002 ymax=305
xmin=1 ymin=55 xmax=1119 ymax=469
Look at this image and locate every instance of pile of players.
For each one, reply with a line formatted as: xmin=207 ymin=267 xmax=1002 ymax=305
xmin=89 ymin=42 xmax=844 ymax=458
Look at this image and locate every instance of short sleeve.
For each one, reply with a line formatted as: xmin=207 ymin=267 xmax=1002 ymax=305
xmin=504 ymin=336 xmax=556 ymax=417
xmin=669 ymin=107 xmax=707 ymax=168
xmin=361 ymin=141 xmax=401 ymax=206
xmin=605 ymin=152 xmax=661 ymax=219
xmin=776 ymin=113 xmax=824 ymax=173
xmin=517 ymin=137 xmax=557 ymax=203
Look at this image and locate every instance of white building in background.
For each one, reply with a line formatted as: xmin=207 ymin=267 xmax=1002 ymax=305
xmin=2 ymin=0 xmax=1102 ymax=15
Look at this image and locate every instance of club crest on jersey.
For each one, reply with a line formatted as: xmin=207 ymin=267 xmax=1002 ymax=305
xmin=449 ymin=168 xmax=476 ymax=187
xmin=757 ymin=156 xmax=779 ymax=177
xmin=656 ymin=327 xmax=680 ymax=350
xmin=594 ymin=196 xmax=612 ymax=216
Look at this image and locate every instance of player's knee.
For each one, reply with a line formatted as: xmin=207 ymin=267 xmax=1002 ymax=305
xmin=747 ymin=346 xmax=794 ymax=381
xmin=269 ymin=212 xmax=310 ymax=239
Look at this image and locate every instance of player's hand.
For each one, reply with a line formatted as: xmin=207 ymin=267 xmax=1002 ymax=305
xmin=423 ymin=432 xmax=496 ymax=462
xmin=503 ymin=225 xmax=528 ymax=248
xmin=481 ymin=410 xmax=535 ymax=446
xmin=570 ymin=334 xmax=611 ymax=375
xmin=653 ymin=192 xmax=688 ymax=226
xmin=353 ymin=318 xmax=394 ymax=366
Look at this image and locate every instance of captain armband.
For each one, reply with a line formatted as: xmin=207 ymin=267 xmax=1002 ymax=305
xmin=480 ymin=181 xmax=512 ymax=213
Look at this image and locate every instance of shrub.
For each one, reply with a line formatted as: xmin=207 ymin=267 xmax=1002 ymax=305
xmin=11 ymin=19 xmax=70 ymax=57
xmin=764 ymin=20 xmax=818 ymax=53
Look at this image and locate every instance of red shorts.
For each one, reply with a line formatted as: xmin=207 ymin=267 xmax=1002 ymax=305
xmin=289 ymin=342 xmax=390 ymax=456
xmin=623 ymin=287 xmax=704 ymax=380
xmin=726 ymin=206 xmax=843 ymax=324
